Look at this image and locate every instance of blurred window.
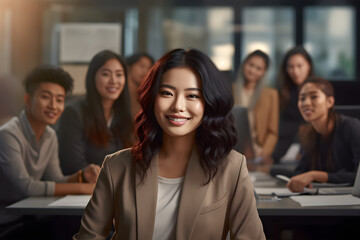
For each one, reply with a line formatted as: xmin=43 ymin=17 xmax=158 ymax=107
xmin=304 ymin=7 xmax=355 ymax=80
xmin=241 ymin=7 xmax=295 ymax=86
xmin=147 ymin=7 xmax=234 ymax=71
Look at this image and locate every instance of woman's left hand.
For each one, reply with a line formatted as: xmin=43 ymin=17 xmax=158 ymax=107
xmin=83 ymin=164 xmax=101 ymax=183
xmin=287 ymin=172 xmax=314 ymax=192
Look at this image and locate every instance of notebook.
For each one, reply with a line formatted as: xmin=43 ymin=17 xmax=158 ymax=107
xmin=318 ymin=165 xmax=360 ymax=196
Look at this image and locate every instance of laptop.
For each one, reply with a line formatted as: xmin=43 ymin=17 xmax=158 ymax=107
xmin=231 ymin=106 xmax=257 ymax=161
xmin=318 ymin=165 xmax=360 ymax=196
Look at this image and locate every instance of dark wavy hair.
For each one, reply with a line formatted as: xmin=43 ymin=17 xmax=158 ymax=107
xmin=132 ymin=48 xmax=237 ymax=183
xmin=243 ymin=50 xmax=270 ymax=70
xmin=24 ymin=64 xmax=73 ymax=95
xmin=84 ymin=50 xmax=132 ymax=147
xmin=279 ymin=46 xmax=314 ymax=111
xmin=298 ymin=76 xmax=336 ymax=171
xmin=125 ymin=53 xmax=155 ymax=66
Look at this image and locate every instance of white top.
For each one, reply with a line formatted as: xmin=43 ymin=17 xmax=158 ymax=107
xmin=152 ymin=176 xmax=184 ymax=240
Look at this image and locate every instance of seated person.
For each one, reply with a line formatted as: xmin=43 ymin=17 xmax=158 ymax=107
xmin=287 ymin=77 xmax=360 ymax=192
xmin=57 ymin=50 xmax=133 ymax=175
xmin=0 ymin=65 xmax=100 ymax=226
xmin=233 ymin=50 xmax=279 ymax=164
xmin=273 ymin=46 xmax=313 ymax=163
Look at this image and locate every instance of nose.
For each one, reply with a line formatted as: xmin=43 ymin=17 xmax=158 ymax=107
xmin=48 ymin=97 xmax=56 ymax=109
xmin=300 ymin=96 xmax=311 ymax=107
xmin=172 ymin=95 xmax=185 ymax=112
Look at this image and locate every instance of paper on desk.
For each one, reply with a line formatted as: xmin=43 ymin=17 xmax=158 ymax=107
xmin=48 ymin=195 xmax=91 ymax=207
xmin=290 ymin=194 xmax=360 ymax=207
xmin=255 ymin=187 xmax=300 ymax=197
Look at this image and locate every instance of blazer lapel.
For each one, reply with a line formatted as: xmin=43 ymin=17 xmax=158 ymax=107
xmin=176 ymin=147 xmax=210 ymax=240
xmin=135 ymin=154 xmax=158 ymax=240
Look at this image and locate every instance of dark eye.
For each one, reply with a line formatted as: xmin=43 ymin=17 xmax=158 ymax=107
xmin=311 ymin=95 xmax=318 ymax=100
xmin=102 ymin=72 xmax=109 ymax=77
xmin=160 ymin=90 xmax=172 ymax=96
xmin=299 ymin=97 xmax=305 ymax=101
xmin=41 ymin=95 xmax=50 ymax=99
xmin=188 ymin=94 xmax=200 ymax=99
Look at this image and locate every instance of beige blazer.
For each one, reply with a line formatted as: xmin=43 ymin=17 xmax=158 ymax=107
xmin=253 ymin=87 xmax=279 ymax=156
xmin=74 ymin=148 xmax=265 ymax=240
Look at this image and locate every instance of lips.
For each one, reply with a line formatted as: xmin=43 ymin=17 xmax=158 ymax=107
xmin=44 ymin=111 xmax=57 ymax=119
xmin=106 ymin=87 xmax=119 ymax=93
xmin=301 ymin=108 xmax=313 ymax=117
xmin=166 ymin=115 xmax=190 ymax=126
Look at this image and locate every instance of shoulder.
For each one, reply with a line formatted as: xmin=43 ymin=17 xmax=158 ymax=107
xmin=102 ymin=148 xmax=133 ymax=169
xmin=0 ymin=117 xmax=22 ymax=140
xmin=62 ymin=97 xmax=86 ymax=120
xmin=337 ymin=114 xmax=360 ymax=136
xmin=221 ymin=150 xmax=247 ymax=177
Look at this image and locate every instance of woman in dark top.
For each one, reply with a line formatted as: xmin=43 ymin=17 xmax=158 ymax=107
xmin=287 ymin=77 xmax=360 ymax=192
xmin=58 ymin=50 xmax=133 ymax=175
xmin=272 ymin=46 xmax=314 ymax=162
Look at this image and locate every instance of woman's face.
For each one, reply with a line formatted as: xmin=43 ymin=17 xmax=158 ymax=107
xmin=298 ymin=83 xmax=334 ymax=123
xmin=243 ymin=56 xmax=267 ymax=84
xmin=286 ymin=54 xmax=311 ymax=86
xmin=129 ymin=56 xmax=153 ymax=86
xmin=95 ymin=58 xmax=126 ymax=103
xmin=154 ymin=67 xmax=205 ymax=139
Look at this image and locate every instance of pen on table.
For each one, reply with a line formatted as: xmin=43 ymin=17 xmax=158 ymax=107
xmin=276 ymin=175 xmax=291 ymax=183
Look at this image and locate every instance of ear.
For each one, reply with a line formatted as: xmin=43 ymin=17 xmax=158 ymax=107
xmin=326 ymin=96 xmax=335 ymax=109
xmin=24 ymin=94 xmax=31 ymax=109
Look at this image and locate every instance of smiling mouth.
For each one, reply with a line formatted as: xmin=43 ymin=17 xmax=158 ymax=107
xmin=166 ymin=116 xmax=190 ymax=125
xmin=106 ymin=87 xmax=119 ymax=93
xmin=45 ymin=111 xmax=57 ymax=118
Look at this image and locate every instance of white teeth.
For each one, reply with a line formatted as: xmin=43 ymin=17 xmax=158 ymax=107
xmin=107 ymin=87 xmax=118 ymax=91
xmin=168 ymin=117 xmax=187 ymax=122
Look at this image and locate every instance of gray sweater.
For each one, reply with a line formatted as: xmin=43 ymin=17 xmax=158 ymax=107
xmin=0 ymin=110 xmax=67 ymax=224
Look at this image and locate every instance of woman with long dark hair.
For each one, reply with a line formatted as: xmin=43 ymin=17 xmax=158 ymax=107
xmin=273 ymin=46 xmax=314 ymax=162
xmin=74 ymin=49 xmax=265 ymax=239
xmin=233 ymin=50 xmax=279 ymax=163
xmin=58 ymin=50 xmax=133 ymax=175
xmin=287 ymin=77 xmax=360 ymax=192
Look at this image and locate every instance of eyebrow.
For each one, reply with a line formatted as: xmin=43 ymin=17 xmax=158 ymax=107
xmin=159 ymin=84 xmax=202 ymax=92
xmin=40 ymin=90 xmax=65 ymax=98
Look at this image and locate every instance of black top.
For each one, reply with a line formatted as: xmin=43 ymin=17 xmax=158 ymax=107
xmin=57 ymin=97 xmax=124 ymax=175
xmin=273 ymin=86 xmax=305 ymax=162
xmin=295 ymin=114 xmax=360 ymax=184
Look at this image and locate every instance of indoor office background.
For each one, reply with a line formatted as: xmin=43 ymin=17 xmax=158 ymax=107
xmin=0 ymin=0 xmax=360 ymax=115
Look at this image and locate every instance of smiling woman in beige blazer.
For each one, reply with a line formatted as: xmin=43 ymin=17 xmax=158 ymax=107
xmin=74 ymin=49 xmax=265 ymax=240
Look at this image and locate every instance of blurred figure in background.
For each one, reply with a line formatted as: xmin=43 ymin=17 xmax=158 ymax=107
xmin=0 ymin=74 xmax=22 ymax=125
xmin=288 ymin=77 xmax=360 ymax=192
xmin=57 ymin=50 xmax=133 ymax=175
xmin=126 ymin=53 xmax=154 ymax=118
xmin=0 ymin=65 xmax=98 ymax=239
xmin=233 ymin=50 xmax=279 ymax=164
xmin=272 ymin=46 xmax=314 ymax=163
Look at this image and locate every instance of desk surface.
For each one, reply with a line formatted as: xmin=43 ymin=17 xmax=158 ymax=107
xmin=6 ymin=195 xmax=360 ymax=217
xmin=6 ymin=172 xmax=360 ymax=217
xmin=6 ymin=196 xmax=85 ymax=216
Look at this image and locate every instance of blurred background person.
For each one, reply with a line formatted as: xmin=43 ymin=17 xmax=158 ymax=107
xmin=273 ymin=46 xmax=314 ymax=163
xmin=233 ymin=50 xmax=279 ymax=164
xmin=125 ymin=53 xmax=154 ymax=118
xmin=288 ymin=77 xmax=360 ymax=192
xmin=0 ymin=65 xmax=98 ymax=239
xmin=57 ymin=50 xmax=133 ymax=175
